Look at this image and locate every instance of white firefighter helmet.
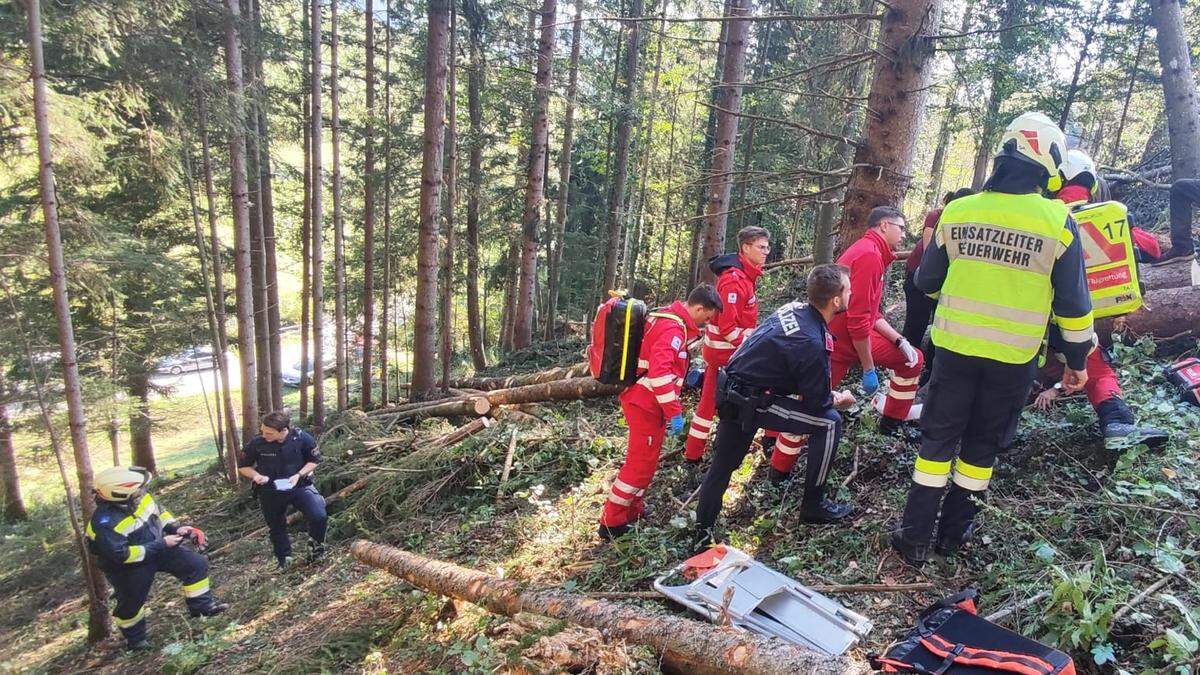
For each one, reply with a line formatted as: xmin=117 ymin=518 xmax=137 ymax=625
xmin=95 ymin=466 xmax=150 ymax=502
xmin=995 ymin=112 xmax=1068 ymax=189
xmin=1062 ymin=148 xmax=1098 ymax=187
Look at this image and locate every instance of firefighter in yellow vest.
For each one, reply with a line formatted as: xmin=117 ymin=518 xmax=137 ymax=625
xmin=891 ymin=112 xmax=1095 ymax=566
xmin=86 ymin=467 xmax=227 ymax=650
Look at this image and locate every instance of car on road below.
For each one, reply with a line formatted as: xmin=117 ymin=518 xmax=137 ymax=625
xmin=281 ymin=358 xmax=336 ymax=387
xmin=156 ymin=347 xmax=224 ymax=375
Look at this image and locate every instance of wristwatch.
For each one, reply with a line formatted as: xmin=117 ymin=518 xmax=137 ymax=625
xmin=893 ymin=336 xmax=905 ymax=347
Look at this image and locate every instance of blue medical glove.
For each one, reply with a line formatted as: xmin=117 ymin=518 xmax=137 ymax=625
xmin=861 ymin=369 xmax=880 ymax=395
xmin=669 ymin=414 xmax=685 ymax=436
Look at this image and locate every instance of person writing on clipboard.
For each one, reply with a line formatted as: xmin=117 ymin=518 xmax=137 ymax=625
xmin=238 ymin=411 xmax=328 ymax=569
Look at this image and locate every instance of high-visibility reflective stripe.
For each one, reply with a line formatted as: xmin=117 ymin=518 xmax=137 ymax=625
xmin=955 ymin=460 xmax=993 ymax=480
xmin=888 ymin=389 xmax=917 ymax=401
xmin=160 ymin=511 xmax=177 ymax=525
xmin=891 ymin=374 xmax=920 ymax=387
xmin=607 ymin=493 xmax=633 ymax=506
xmin=612 ymin=478 xmax=645 ymax=496
xmin=643 ymin=374 xmax=674 ymax=387
xmin=86 ymin=521 xmax=96 ymax=540
xmin=125 ymin=545 xmax=146 ymax=564
xmin=703 ymin=336 xmax=735 ymax=350
xmin=637 ymin=359 xmax=649 ymax=369
xmin=114 ymin=607 xmax=146 ymax=628
xmin=723 ymin=327 xmax=743 ymax=342
xmin=774 ymin=437 xmax=804 ymax=456
xmin=914 ymin=470 xmax=950 ymax=488
xmin=114 ymin=516 xmax=139 ymax=536
xmin=939 ymin=293 xmax=1048 ymax=327
xmin=933 ymin=315 xmax=1044 ymax=353
xmin=688 ymin=427 xmax=710 ymax=440
xmin=1055 ymin=312 xmax=1093 ymax=331
xmin=914 ymin=456 xmax=952 ymax=476
xmin=133 ymin=494 xmax=157 ymax=518
xmin=655 ymin=392 xmax=677 ymax=404
xmin=953 ymin=473 xmax=991 ymax=491
xmin=1057 ymin=226 xmax=1075 ymax=251
xmin=691 ymin=416 xmax=712 ymax=429
xmin=183 ymin=577 xmax=211 ymax=598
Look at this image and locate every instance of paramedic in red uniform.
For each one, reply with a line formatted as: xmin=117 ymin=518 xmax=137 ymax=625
xmin=599 ymin=284 xmax=723 ymax=540
xmin=683 ymin=226 xmax=769 ymax=463
xmin=770 ymin=207 xmax=922 ymax=474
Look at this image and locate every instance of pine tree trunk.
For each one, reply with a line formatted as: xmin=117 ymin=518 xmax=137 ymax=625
xmin=441 ymin=3 xmax=460 ymax=390
xmin=129 ymin=373 xmax=156 ymax=474
xmin=241 ymin=16 xmax=271 ymax=413
xmin=249 ymin=0 xmax=283 ymax=411
xmin=1110 ymin=25 xmax=1147 ymax=164
xmin=185 ymin=142 xmax=239 ymax=482
xmin=199 ymin=110 xmax=241 ymax=463
xmin=380 ymin=0 xmax=394 ymax=406
xmin=626 ymin=9 xmax=666 ymax=289
xmin=699 ymin=0 xmax=750 ymax=282
xmin=1058 ymin=11 xmax=1100 ymax=130
xmin=688 ymin=1 xmax=730 ymax=291
xmin=545 ymin=0 xmax=582 ymax=340
xmin=222 ymin=0 xmax=260 ymax=440
xmin=513 ymin=0 xmax=557 ymax=349
xmin=500 ymin=241 xmax=519 ymax=351
xmin=0 ymin=372 xmax=26 ymax=522
xmin=331 ymin=0 xmax=348 ymax=411
xmin=361 ymin=0 xmax=378 ymax=408
xmin=1151 ymin=0 xmax=1200 ymax=181
xmin=311 ymin=0 xmax=326 ymax=428
xmin=300 ymin=92 xmax=312 ymax=418
xmin=600 ymin=0 xmax=643 ymax=294
xmin=411 ymin=0 xmax=451 ymax=399
xmin=464 ymin=0 xmax=488 ymax=368
xmin=925 ymin=101 xmax=955 ymax=209
xmin=835 ymin=0 xmax=942 ymax=252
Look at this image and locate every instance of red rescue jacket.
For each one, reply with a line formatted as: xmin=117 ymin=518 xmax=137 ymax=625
xmin=621 ymin=300 xmax=700 ymax=419
xmin=702 ymin=253 xmax=762 ymax=364
xmin=829 ymin=228 xmax=895 ymax=345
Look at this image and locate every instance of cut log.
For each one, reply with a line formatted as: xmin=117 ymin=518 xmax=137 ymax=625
xmin=482 ymin=376 xmax=622 ymax=406
xmin=1099 ymin=286 xmax=1200 ymax=353
xmin=1142 ymin=257 xmax=1195 ymax=292
xmin=350 ymin=541 xmax=867 ymax=675
xmin=445 ymin=362 xmax=589 ymax=391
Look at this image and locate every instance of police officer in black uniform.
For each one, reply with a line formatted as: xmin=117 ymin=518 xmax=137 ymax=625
xmin=238 ymin=411 xmax=327 ymax=568
xmin=694 ymin=264 xmax=859 ymax=549
xmin=86 ymin=466 xmax=227 ymax=650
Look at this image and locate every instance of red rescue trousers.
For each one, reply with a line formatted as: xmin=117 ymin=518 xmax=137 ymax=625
xmin=683 ymin=354 xmax=730 ymax=461
xmin=1083 ymin=349 xmax=1121 ymax=406
xmin=832 ymin=327 xmax=923 ymax=420
xmin=600 ymin=400 xmax=667 ymax=528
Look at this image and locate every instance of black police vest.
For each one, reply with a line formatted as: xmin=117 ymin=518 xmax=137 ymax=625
xmin=252 ymin=432 xmax=310 ymax=482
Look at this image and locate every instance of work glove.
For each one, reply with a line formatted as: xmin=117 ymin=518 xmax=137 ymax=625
xmin=178 ymin=525 xmax=208 ymax=549
xmin=897 ymin=338 xmax=920 ymax=368
xmin=861 ymin=369 xmax=880 ymax=396
xmin=668 ymin=414 xmax=685 ymax=436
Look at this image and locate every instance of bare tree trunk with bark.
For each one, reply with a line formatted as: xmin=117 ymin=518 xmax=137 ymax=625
xmin=688 ymin=1 xmax=730 ymax=290
xmin=699 ymin=0 xmax=750 ymax=282
xmin=1110 ymin=24 xmax=1147 ymax=164
xmin=128 ymin=373 xmax=156 ymax=473
xmin=311 ymin=0 xmax=326 ymax=427
xmin=836 ymin=0 xmax=942 ymax=251
xmin=441 ymin=3 xmax=459 ymax=391
xmin=513 ymin=0 xmax=558 ymax=348
xmin=23 ymin=0 xmax=110 ymax=637
xmin=411 ymin=0 xmax=451 ymax=399
xmin=0 ymin=372 xmax=26 ymax=521
xmin=545 ymin=0 xmax=582 ymax=340
xmin=1151 ymin=0 xmax=1200 ymax=181
xmin=600 ymin=0 xmax=643 ymax=294
xmin=300 ymin=93 xmax=312 ymax=418
xmin=464 ymin=0 xmax=488 ymax=369
xmin=222 ymin=0 xmax=259 ymax=439
xmin=331 ymin=0 xmax=348 ymax=411
xmin=361 ymin=0 xmax=378 ymax=409
xmin=380 ymin=0 xmax=394 ymax=406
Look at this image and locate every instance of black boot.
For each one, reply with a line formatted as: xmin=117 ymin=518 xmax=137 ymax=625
xmin=691 ymin=528 xmax=715 ymax=554
xmin=597 ymin=522 xmax=631 ymax=541
xmin=878 ymin=415 xmax=904 ymax=436
xmin=307 ymin=536 xmax=327 ymax=563
xmin=1104 ymin=422 xmax=1169 ymax=450
xmin=126 ymin=639 xmax=154 ymax=652
xmin=768 ymin=467 xmax=791 ymax=486
xmin=800 ymin=487 xmax=854 ymax=523
xmin=890 ymin=529 xmax=930 ymax=567
xmin=935 ymin=522 xmax=975 ymax=557
xmin=759 ymin=435 xmax=777 ymax=460
xmin=189 ymin=599 xmax=229 ymax=618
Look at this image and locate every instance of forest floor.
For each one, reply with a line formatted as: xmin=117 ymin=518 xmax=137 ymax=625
xmin=3 ymin=325 xmax=1200 ymax=673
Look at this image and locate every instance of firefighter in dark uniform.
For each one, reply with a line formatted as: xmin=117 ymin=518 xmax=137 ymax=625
xmin=891 ymin=112 xmax=1095 ymax=566
xmin=86 ymin=466 xmax=227 ymax=650
xmin=238 ymin=411 xmax=327 ymax=568
xmin=694 ymin=264 xmax=859 ymax=549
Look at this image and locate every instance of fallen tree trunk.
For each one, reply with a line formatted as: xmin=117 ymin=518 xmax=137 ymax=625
xmin=482 ymin=376 xmax=622 ymax=406
xmin=350 ymin=541 xmax=866 ymax=675
xmin=1100 ymin=286 xmax=1200 ymax=353
xmin=445 ymin=362 xmax=589 ymax=391
xmin=1142 ymin=257 xmax=1195 ymax=292
xmin=765 ymin=249 xmax=910 ymax=272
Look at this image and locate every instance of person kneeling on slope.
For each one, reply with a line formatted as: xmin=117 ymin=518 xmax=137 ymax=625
xmin=87 ymin=466 xmax=227 ymax=651
xmin=599 ymin=284 xmax=722 ymax=540
xmin=693 ymin=264 xmax=858 ymax=550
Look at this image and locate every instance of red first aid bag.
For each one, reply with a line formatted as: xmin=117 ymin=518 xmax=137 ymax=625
xmin=588 ymin=293 xmax=649 ymax=386
xmin=1166 ymin=357 xmax=1200 ymax=407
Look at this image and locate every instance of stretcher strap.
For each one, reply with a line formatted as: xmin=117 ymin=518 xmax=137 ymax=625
xmin=918 ymin=634 xmax=1058 ymax=675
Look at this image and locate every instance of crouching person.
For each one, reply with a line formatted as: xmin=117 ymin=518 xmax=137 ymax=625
xmin=87 ymin=466 xmax=227 ymax=651
xmin=694 ymin=264 xmax=858 ymax=550
xmin=599 ymin=284 xmax=722 ymax=540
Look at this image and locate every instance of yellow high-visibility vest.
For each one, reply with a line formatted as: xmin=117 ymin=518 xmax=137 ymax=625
xmin=931 ymin=192 xmax=1077 ymax=363
xmin=1070 ymin=201 xmax=1143 ymax=318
